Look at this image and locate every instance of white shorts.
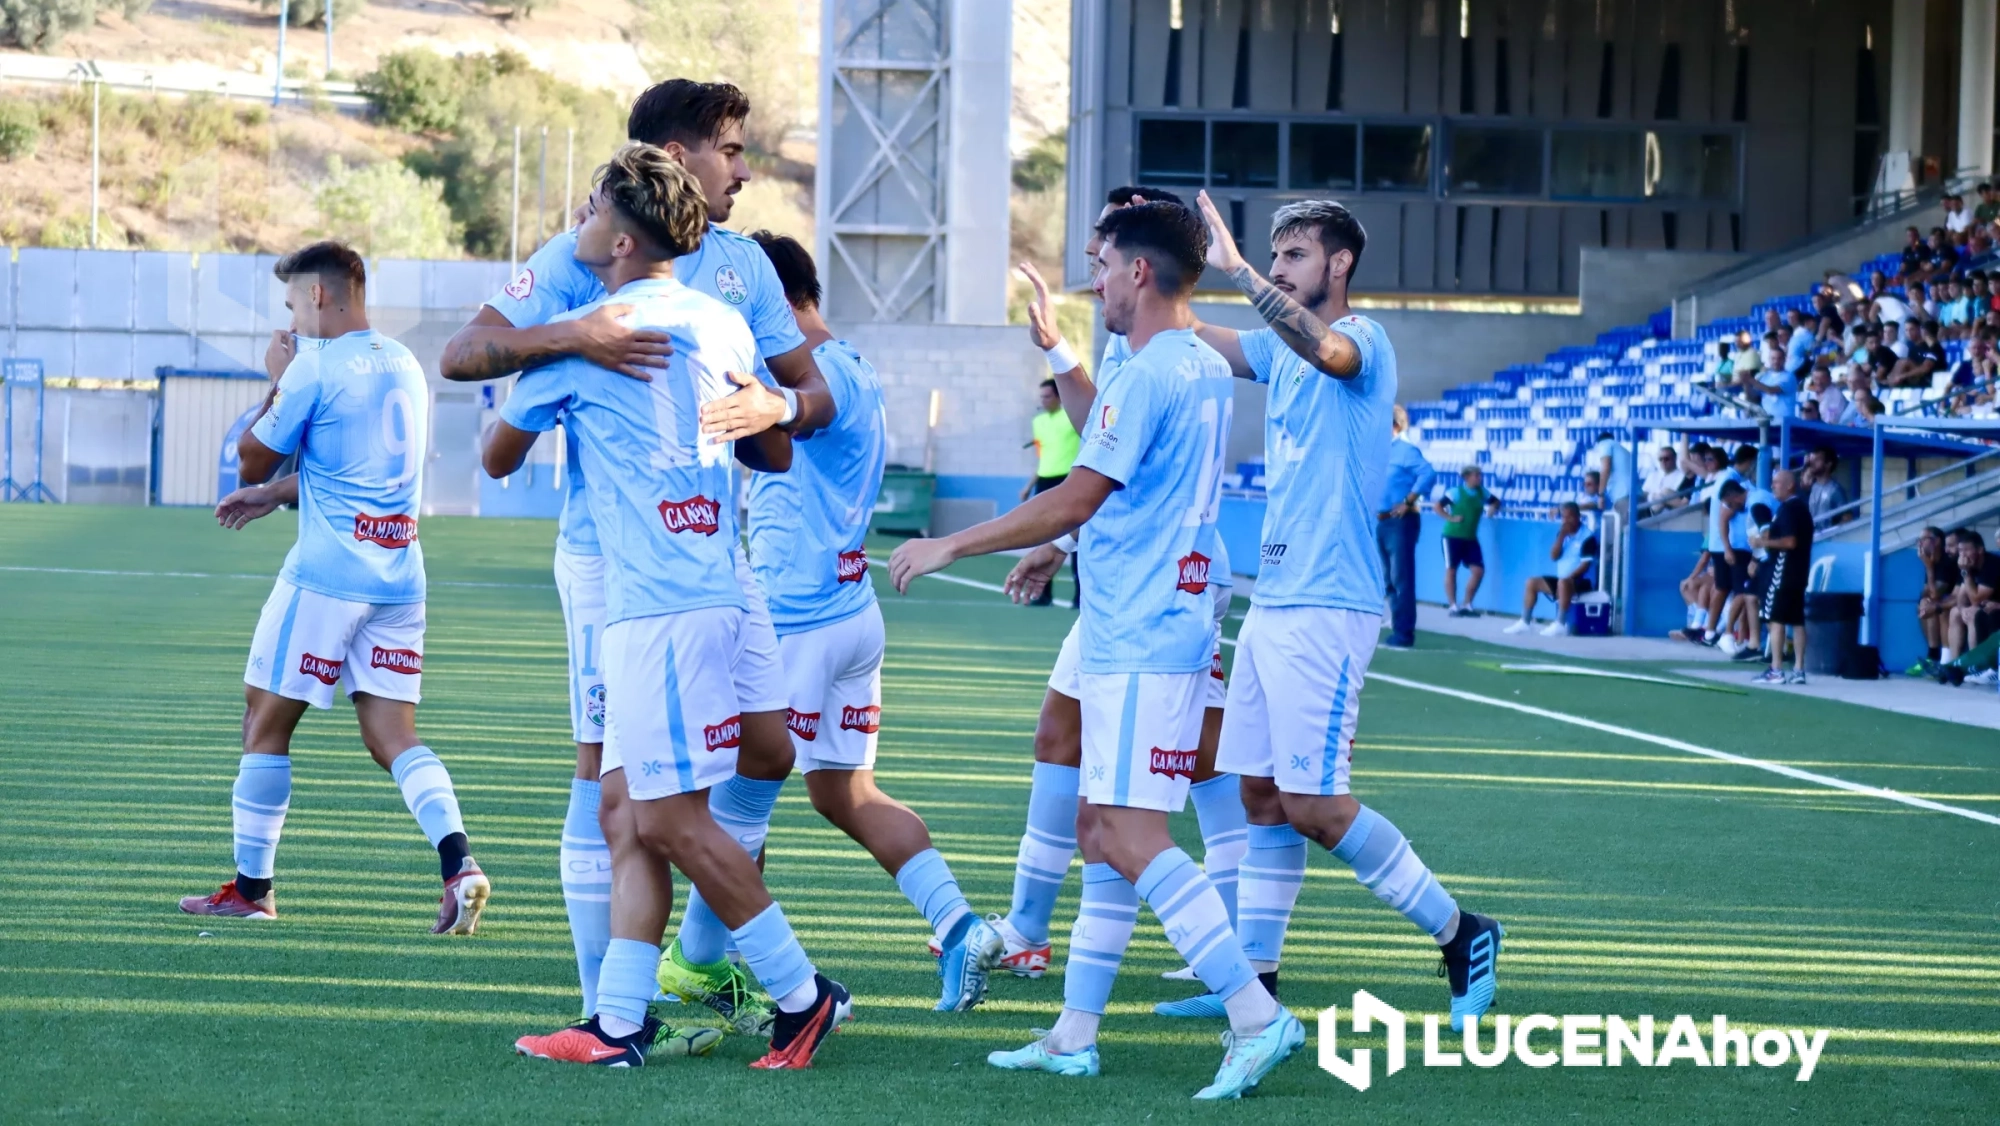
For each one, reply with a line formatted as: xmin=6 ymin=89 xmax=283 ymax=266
xmin=1207 ymin=578 xmax=1233 ymax=709
xmin=1216 ymin=604 xmax=1378 ymax=796
xmin=778 ymin=605 xmax=885 ymax=772
xmin=244 ymin=578 xmax=425 ymax=709
xmin=555 ymin=547 xmax=607 ymax=745
xmin=1078 ymin=668 xmax=1207 ymax=812
xmin=1052 ymin=583 xmax=1231 ymax=706
xmin=1048 ymin=620 xmax=1083 ymax=699
xmin=601 ymin=606 xmax=748 ymax=801
xmin=735 ymin=549 xmax=788 ymax=714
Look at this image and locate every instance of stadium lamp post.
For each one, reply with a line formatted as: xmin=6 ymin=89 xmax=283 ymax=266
xmin=537 ymin=125 xmax=548 ymax=248
xmin=89 ymin=75 xmax=100 ymax=249
xmin=273 ymin=0 xmax=287 ymax=107
xmin=509 ymin=125 xmax=522 ymax=273
xmin=325 ymin=0 xmax=334 ymax=75
xmin=563 ymin=126 xmax=574 ymax=228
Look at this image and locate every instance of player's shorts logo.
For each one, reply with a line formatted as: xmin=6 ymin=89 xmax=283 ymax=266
xmin=504 ymin=268 xmax=535 ymax=301
xmin=354 ymin=513 xmax=418 ymax=548
xmin=657 ymin=495 xmax=721 ymax=536
xmin=1148 ymin=748 xmax=1197 ymax=779
xmin=715 ymin=265 xmax=749 ymax=305
xmin=1211 ymin=649 xmax=1225 ymax=680
xmin=787 ymin=709 xmax=820 ymax=741
xmin=585 ymin=684 xmax=606 ymax=727
xmin=836 ymin=548 xmax=868 ymax=584
xmin=704 ymin=715 xmax=743 ymax=751
xmin=1176 ymin=550 xmax=1211 ymax=595
xmin=298 ymin=653 xmax=343 ymax=685
xmin=1261 ymin=543 xmax=1288 ymax=566
xmin=839 ymin=705 xmax=881 ymax=734
xmin=369 ymin=647 xmax=422 ymax=674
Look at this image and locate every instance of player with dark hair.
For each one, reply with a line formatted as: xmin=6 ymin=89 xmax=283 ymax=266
xmin=742 ymin=230 xmax=1004 ymax=1011
xmin=1190 ymin=190 xmax=1507 ymax=1034
xmin=182 ymin=241 xmax=491 ymax=936
xmin=892 ymin=203 xmax=1300 ymax=1099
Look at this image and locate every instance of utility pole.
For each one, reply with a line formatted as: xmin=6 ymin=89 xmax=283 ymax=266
xmin=325 ymin=0 xmax=334 ymax=75
xmin=90 ymin=76 xmax=100 ymax=248
xmin=509 ymin=124 xmax=521 ymax=272
xmin=564 ymin=126 xmax=574 ymax=227
xmin=537 ymin=124 xmax=548 ymax=248
xmin=273 ymin=0 xmax=288 ymax=106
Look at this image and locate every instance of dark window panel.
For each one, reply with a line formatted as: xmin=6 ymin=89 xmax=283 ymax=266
xmin=1289 ymin=121 xmax=1359 ymax=189
xmin=1165 ymin=27 xmax=1184 ymax=105
xmin=1212 ymin=120 xmax=1280 ymax=187
xmin=1363 ymin=123 xmax=1434 ymax=190
xmin=1552 ymin=129 xmax=1644 ymax=198
xmin=1137 ymin=118 xmax=1206 ymax=185
xmin=1650 ymin=131 xmax=1735 ymax=200
xmin=1596 ymin=42 xmax=1616 ymax=118
xmin=1655 ymin=43 xmax=1682 ymax=120
xmin=1448 ymin=125 xmax=1545 ymax=195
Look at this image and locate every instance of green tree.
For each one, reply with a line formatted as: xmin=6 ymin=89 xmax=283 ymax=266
xmin=0 ymin=97 xmax=41 ymax=160
xmin=315 ymin=156 xmax=464 ymax=259
xmin=357 ymin=48 xmax=466 ymax=134
xmin=256 ymin=0 xmax=363 ymax=31
xmin=631 ymin=0 xmax=810 ymax=155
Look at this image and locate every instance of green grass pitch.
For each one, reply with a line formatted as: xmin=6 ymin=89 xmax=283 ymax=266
xmin=0 ymin=506 xmax=1995 ymax=1123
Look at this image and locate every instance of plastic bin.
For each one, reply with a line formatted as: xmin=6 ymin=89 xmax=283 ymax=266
xmin=1569 ymin=591 xmax=1613 ymax=636
xmin=871 ymin=467 xmax=936 ymax=536
xmin=1803 ymin=592 xmax=1864 ymax=676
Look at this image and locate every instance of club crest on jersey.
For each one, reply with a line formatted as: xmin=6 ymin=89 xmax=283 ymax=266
xmin=658 ymin=496 xmax=721 ymax=536
xmin=704 ymin=715 xmax=743 ymax=751
xmin=369 ymin=647 xmax=422 ymax=674
xmin=1148 ymin=748 xmax=1197 ymax=779
xmin=585 ymin=684 xmax=606 ymax=727
xmin=504 ymin=268 xmax=535 ymax=301
xmin=715 ymin=265 xmax=749 ymax=305
xmin=354 ymin=513 xmax=417 ymax=548
xmin=1176 ymin=551 xmax=1211 ymax=595
xmin=787 ymin=709 xmax=821 ymax=741
xmin=836 ymin=548 xmax=868 ymax=584
xmin=839 ymin=705 xmax=881 ymax=734
xmin=298 ymin=653 xmax=343 ymax=685
xmin=1099 ymin=404 xmax=1119 ymax=429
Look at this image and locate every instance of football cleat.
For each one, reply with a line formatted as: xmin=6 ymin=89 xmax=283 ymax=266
xmin=749 ymin=974 xmax=852 ymax=1070
xmin=936 ymin=916 xmax=1005 ymax=1012
xmin=647 ymin=1019 xmax=725 ymax=1058
xmin=1153 ymin=992 xmax=1227 ymax=1019
xmin=1191 ymin=1010 xmax=1306 ymax=1099
xmin=514 ymin=1015 xmax=649 ymax=1067
xmin=1440 ymin=912 xmax=1505 ymax=1032
xmin=987 ymin=1038 xmax=1101 ymax=1077
xmin=1160 ymin=964 xmax=1199 ymax=981
xmin=991 ymin=915 xmax=1052 ymax=979
xmin=178 ymin=881 xmax=276 ymax=920
xmin=432 ymin=857 xmax=491 ymax=935
xmin=659 ymin=939 xmax=775 ymax=1037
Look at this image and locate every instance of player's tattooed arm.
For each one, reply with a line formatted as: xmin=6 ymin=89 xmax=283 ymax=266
xmin=441 ymin=305 xmax=673 ymax=382
xmin=1194 ymin=190 xmax=1361 ymax=380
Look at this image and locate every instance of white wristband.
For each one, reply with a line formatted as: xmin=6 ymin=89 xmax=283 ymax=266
xmin=1053 ymin=532 xmax=1078 ymax=554
xmin=1045 ymin=340 xmax=1081 ymax=374
xmin=776 ymin=386 xmax=800 ymax=427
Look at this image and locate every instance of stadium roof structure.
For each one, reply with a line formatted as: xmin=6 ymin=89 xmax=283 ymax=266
xmin=1650 ymin=416 xmax=1993 ymax=462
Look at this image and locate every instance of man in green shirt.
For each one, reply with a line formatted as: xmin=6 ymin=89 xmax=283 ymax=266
xmin=1435 ymin=465 xmax=1501 ymax=616
xmin=1022 ymin=378 xmax=1080 ymax=606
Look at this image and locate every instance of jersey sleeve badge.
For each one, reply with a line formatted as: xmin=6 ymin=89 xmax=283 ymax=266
xmin=504 ymin=268 xmax=535 ymax=301
xmin=715 ymin=265 xmax=749 ymax=305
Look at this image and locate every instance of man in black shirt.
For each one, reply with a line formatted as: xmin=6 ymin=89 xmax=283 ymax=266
xmin=1888 ymin=321 xmax=1950 ymax=387
xmin=1945 ymin=530 xmax=2000 ymax=667
xmin=1913 ymin=526 xmax=1960 ymax=674
xmin=1753 ymin=470 xmax=1814 ymax=685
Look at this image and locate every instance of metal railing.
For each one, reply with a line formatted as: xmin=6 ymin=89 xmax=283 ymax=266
xmin=1815 ymin=444 xmax=2000 ymax=538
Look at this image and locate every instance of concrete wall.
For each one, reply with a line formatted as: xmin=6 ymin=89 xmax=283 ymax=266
xmin=1670 ymin=203 xmax=1947 ymax=334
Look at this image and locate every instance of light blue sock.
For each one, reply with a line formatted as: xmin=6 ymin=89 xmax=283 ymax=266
xmin=231 ymin=753 xmax=291 ymax=879
xmin=895 ymin=847 xmax=973 ymax=945
xmin=1331 ymin=805 xmax=1459 ymax=938
xmin=1189 ymin=774 xmax=1248 ymax=928
xmin=1060 ymin=863 xmax=1138 ymax=1015
xmin=729 ymin=902 xmax=817 ymax=1007
xmin=1006 ymin=761 xmax=1079 ymax=946
xmin=595 ymin=938 xmax=661 ymax=1028
xmin=388 ymin=746 xmax=465 ymax=847
xmin=1238 ymin=822 xmax=1308 ymax=965
xmin=1137 ymin=847 xmax=1256 ymax=1001
xmin=560 ymin=778 xmax=611 ymax=1015
xmin=677 ymin=775 xmax=786 ymax=964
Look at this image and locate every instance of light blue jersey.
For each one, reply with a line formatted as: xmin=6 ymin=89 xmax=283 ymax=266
xmin=748 ymin=340 xmax=886 ymax=634
xmin=1239 ymin=318 xmax=1397 ymax=612
xmin=487 ymin=225 xmax=808 ymax=556
xmin=1071 ymin=328 xmax=1234 ymax=675
xmin=251 ymin=330 xmax=427 ymax=605
xmin=500 ymin=278 xmax=758 ymax=625
xmin=1732 ymin=485 xmax=1778 ymax=554
xmin=1554 ymin=526 xmax=1596 ymax=580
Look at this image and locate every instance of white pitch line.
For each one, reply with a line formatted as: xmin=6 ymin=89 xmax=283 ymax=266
xmin=1214 ymin=633 xmax=2000 ymax=827
xmin=866 ymin=559 xmax=1008 ymax=595
xmin=0 ymin=564 xmax=552 ymax=591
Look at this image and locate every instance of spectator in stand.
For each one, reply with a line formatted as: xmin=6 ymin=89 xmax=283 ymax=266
xmin=1712 ymin=339 xmax=1736 ymax=380
xmin=1503 ymin=502 xmax=1598 ymax=638
xmin=1677 ymin=473 xmax=1750 ymax=647
xmin=1943 ymin=530 xmax=2000 ymax=671
xmin=1759 ymin=330 xmax=1786 ymax=378
xmin=1737 ymin=346 xmax=1798 ymax=416
xmin=1911 ymin=526 xmax=1960 ymax=676
xmin=1727 ymin=332 xmax=1760 ymax=384
xmin=1800 ymin=398 xmax=1822 ymax=421
xmin=1888 ymin=321 xmax=1948 ymax=387
xmin=1718 ymin=470 xmax=1778 ymax=658
xmin=1940 ymin=281 xmax=1975 ymax=340
xmin=1803 ymin=446 xmax=1852 ymax=526
xmin=1589 ymin=430 xmax=1634 ymax=521
xmin=1866 ymin=325 xmax=1901 ymax=371
xmin=1751 ymin=469 xmax=1815 ymax=685
xmin=1851 ymin=392 xmax=1886 ymax=425
xmin=1784 ymin=310 xmax=1816 ymax=374
xmin=1978 ymin=183 xmax=2000 ymax=225
xmin=1808 ymin=360 xmax=1846 ymax=422
xmin=1924 ymin=227 xmax=1962 ymax=281
xmin=1375 ymin=403 xmax=1435 ymax=650
xmin=1436 ymin=464 xmax=1501 ymax=617
xmin=1899 ymin=225 xmax=1929 ymax=284
xmin=1945 ymin=192 xmax=1974 ymax=237
xmin=1643 ymin=446 xmax=1690 ymax=514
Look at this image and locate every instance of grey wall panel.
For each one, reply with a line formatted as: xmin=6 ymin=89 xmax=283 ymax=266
xmin=1626 ymin=208 xmax=1666 ymax=251
xmin=74 ymin=331 xmax=132 ymax=378
xmin=17 ymin=249 xmax=75 ymax=329
xmin=1343 ymin=0 xmax=1408 ymax=114
xmin=1197 ymin=0 xmax=1243 ymax=110
xmin=134 ymin=252 xmax=193 ymax=332
xmin=1347 ymin=199 xmax=1403 ymax=289
xmin=1434 ymin=203 xmax=1457 ymax=290
xmin=133 ymin=332 xmax=193 ymax=377
xmin=1527 ymin=207 xmax=1563 ymax=292
xmin=194 ymin=334 xmax=258 ymax=373
xmin=197 ymin=254 xmax=258 ymax=335
xmin=0 ymin=248 xmax=12 ymax=331
xmin=1460 ymin=204 xmax=1494 ymax=291
xmin=1529 ymin=4 xmax=1567 ymax=118
xmin=1492 ymin=206 xmax=1529 ymax=291
xmin=1559 ymin=208 xmax=1600 ymax=293
xmin=1413 ymin=5 xmax=1448 ymax=115
xmin=371 ymin=259 xmax=425 ymax=313
xmin=76 ymin=252 xmax=134 ymax=330
xmin=1130 ymin=0 xmax=1170 ymax=108
xmin=1401 ymin=201 xmax=1437 ymax=291
xmin=1247 ymin=0 xmax=1293 ymax=110
xmin=1293 ymin=0 xmax=1335 ymax=111
xmin=1108 ymin=0 xmax=1136 ymax=107
xmin=251 ymin=255 xmax=285 ymax=336
xmin=16 ymin=330 xmax=74 ymax=377
xmin=1808 ymin=13 xmax=1861 ymax=231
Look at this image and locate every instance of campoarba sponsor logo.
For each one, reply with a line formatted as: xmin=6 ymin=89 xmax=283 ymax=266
xmin=1148 ymin=748 xmax=1197 ymax=779
xmin=354 ymin=513 xmax=417 ymax=548
xmin=298 ymin=653 xmax=343 ymax=685
xmin=839 ymin=705 xmax=880 ymax=734
xmin=1315 ymin=990 xmax=1830 ymax=1092
xmin=1176 ymin=551 xmax=1211 ymax=595
xmin=369 ymin=647 xmax=422 ymax=674
xmin=703 ymin=715 xmax=742 ymax=751
xmin=1210 ymin=649 xmax=1225 ymax=681
xmin=787 ymin=709 xmax=821 ymax=741
xmin=836 ymin=549 xmax=868 ymax=584
xmin=658 ymin=496 xmax=721 ymax=536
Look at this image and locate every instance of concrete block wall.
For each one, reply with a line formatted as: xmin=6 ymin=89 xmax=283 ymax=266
xmin=833 ymin=319 xmax=1048 ymax=482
